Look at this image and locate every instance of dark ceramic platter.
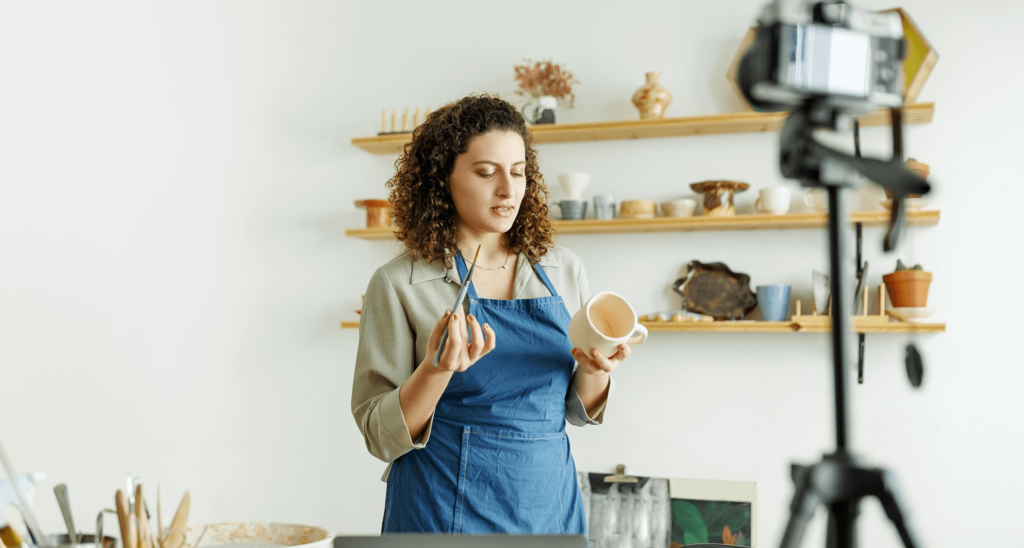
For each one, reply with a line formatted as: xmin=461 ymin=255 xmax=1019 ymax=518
xmin=673 ymin=260 xmax=757 ymax=320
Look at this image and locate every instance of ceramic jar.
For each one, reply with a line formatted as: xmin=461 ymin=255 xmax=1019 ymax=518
xmin=689 ymin=180 xmax=750 ymax=217
xmin=883 ymin=270 xmax=932 ymax=307
xmin=632 ymin=72 xmax=672 ymax=120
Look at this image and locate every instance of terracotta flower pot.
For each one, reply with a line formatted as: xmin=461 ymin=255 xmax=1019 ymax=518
xmin=882 ymin=270 xmax=932 ymax=307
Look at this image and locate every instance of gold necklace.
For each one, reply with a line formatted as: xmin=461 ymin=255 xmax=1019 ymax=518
xmin=464 ymin=248 xmax=512 ymax=270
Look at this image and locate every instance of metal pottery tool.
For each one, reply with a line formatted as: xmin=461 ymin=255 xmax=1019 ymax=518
xmin=54 ymin=484 xmax=78 ymax=545
xmin=432 ymin=245 xmax=480 ymax=368
xmin=0 ymin=437 xmax=50 ymax=548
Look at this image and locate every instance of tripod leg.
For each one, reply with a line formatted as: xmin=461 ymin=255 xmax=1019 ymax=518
xmin=876 ymin=472 xmax=922 ymax=548
xmin=825 ymin=500 xmax=858 ymax=548
xmin=780 ymin=468 xmax=819 ymax=548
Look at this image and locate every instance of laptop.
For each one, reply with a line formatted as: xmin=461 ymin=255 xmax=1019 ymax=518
xmin=333 ymin=535 xmax=588 ymax=548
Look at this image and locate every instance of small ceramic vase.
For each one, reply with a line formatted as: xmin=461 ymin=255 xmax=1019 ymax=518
xmin=632 ymin=72 xmax=673 ymax=120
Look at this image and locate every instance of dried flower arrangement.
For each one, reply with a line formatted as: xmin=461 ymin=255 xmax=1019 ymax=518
xmin=513 ymin=59 xmax=579 ymax=108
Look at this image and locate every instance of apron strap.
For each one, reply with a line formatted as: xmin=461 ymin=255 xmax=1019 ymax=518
xmin=455 ymin=251 xmax=561 ymax=298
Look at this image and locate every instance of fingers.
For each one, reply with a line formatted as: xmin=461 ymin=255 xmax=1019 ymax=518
xmin=466 ymin=314 xmax=485 ymax=361
xmin=572 ymin=347 xmax=617 ymax=374
xmin=481 ymin=322 xmax=496 ymax=356
xmin=427 ymin=310 xmax=452 ymax=355
xmin=437 ymin=312 xmax=464 ymax=371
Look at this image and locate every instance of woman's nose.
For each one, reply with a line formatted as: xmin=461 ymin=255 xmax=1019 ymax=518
xmin=496 ymin=172 xmax=515 ymax=198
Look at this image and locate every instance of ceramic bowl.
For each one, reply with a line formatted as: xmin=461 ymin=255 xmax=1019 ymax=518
xmin=183 ymin=522 xmax=333 ymax=548
xmin=881 ymin=198 xmax=931 ymax=211
xmin=620 ymin=199 xmax=657 ymax=219
xmin=886 ymin=307 xmax=934 ymax=323
xmin=660 ymin=198 xmax=697 ymax=217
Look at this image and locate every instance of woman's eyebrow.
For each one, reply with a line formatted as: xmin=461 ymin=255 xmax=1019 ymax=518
xmin=471 ymin=160 xmax=527 ymax=167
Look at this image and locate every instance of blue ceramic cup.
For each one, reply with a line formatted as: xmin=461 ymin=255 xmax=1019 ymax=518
xmin=756 ymin=284 xmax=792 ymax=321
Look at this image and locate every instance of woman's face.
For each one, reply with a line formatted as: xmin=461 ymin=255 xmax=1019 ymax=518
xmin=448 ymin=131 xmax=528 ymax=237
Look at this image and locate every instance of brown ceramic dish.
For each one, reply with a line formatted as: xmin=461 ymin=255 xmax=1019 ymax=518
xmin=672 ymin=260 xmax=757 ymax=320
xmin=689 ymin=180 xmax=750 ymax=216
xmin=882 ymin=269 xmax=932 ymax=308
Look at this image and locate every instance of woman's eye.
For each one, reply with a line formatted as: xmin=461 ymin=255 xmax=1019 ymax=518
xmin=512 ymin=172 xmax=525 ymax=178
xmin=477 ymin=172 xmax=495 ymax=178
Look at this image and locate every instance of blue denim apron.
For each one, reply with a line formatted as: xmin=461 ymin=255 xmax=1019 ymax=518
xmin=382 ymin=253 xmax=588 ymax=535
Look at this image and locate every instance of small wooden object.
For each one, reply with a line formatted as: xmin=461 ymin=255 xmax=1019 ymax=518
xmin=354 ymin=199 xmax=392 ymax=228
xmin=619 ymin=199 xmax=657 ymax=219
xmin=413 ymin=107 xmax=421 ymax=127
xmin=380 ymin=110 xmax=386 ymax=134
xmin=157 ymin=484 xmax=164 ymax=536
xmin=135 ymin=485 xmax=149 ymax=548
xmin=116 ymin=490 xmax=135 ymax=548
xmin=402 ymin=108 xmax=409 ymax=132
xmin=603 ymin=464 xmax=639 ymax=484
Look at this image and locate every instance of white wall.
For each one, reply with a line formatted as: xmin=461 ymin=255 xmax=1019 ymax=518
xmin=1 ymin=1 xmax=1021 ymax=546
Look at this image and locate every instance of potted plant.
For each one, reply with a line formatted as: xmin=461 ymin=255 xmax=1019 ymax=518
xmin=882 ymin=260 xmax=932 ymax=307
xmin=513 ymin=59 xmax=579 ymax=124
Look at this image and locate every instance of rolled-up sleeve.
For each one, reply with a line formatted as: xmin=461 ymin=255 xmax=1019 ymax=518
xmin=564 ymin=256 xmax=615 ymax=427
xmin=351 ymin=269 xmax=434 ymax=463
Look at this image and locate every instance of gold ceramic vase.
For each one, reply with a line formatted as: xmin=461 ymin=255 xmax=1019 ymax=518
xmin=632 ymin=71 xmax=672 ymax=119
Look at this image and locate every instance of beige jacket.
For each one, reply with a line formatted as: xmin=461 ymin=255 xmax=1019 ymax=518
xmin=351 ymin=246 xmax=612 ymax=479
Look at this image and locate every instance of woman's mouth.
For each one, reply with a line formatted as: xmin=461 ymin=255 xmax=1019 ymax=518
xmin=491 ymin=206 xmax=515 ymax=217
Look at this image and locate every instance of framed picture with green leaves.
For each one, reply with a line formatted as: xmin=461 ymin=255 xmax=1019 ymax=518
xmin=670 ymin=478 xmax=757 ymax=547
xmin=579 ymin=471 xmax=756 ymax=548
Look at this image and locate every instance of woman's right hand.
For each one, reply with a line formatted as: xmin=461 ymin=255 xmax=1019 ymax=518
xmin=425 ymin=309 xmax=496 ymax=372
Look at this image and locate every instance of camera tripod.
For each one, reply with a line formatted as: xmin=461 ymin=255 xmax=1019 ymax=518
xmin=774 ymin=99 xmax=929 ymax=548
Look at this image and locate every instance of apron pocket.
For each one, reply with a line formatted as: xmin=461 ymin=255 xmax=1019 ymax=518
xmin=453 ymin=425 xmax=568 ymax=534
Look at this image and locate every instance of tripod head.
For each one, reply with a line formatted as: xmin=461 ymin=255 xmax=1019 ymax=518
xmin=779 ymin=99 xmax=931 ymax=250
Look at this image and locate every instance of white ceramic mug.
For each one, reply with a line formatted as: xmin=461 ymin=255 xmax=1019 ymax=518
xmin=803 ymin=190 xmax=828 ymax=212
xmin=755 ymin=187 xmax=792 ymax=215
xmin=568 ymin=291 xmax=648 ymax=357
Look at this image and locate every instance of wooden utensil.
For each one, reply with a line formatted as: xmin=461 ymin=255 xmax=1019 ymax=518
xmin=169 ymin=491 xmax=189 ymax=533
xmin=157 ymin=484 xmax=164 ymax=537
xmin=160 ymin=531 xmax=184 ymax=548
xmin=115 ymin=491 xmax=133 ymax=548
xmin=135 ymin=485 xmax=149 ymax=548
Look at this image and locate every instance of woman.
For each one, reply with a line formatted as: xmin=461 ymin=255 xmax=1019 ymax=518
xmin=352 ymin=94 xmax=636 ymax=534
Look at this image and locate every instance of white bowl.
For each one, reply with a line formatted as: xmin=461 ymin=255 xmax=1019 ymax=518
xmin=184 ymin=522 xmax=334 ymax=548
xmin=557 ymin=172 xmax=591 ymax=199
xmin=886 ymin=307 xmax=934 ymax=323
xmin=880 ymin=198 xmax=930 ymax=211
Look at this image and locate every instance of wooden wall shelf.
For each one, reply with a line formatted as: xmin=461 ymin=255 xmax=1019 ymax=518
xmin=345 ymin=210 xmax=939 ymax=239
xmin=341 ymin=320 xmax=944 ymax=333
xmin=351 ymin=103 xmax=935 ymax=154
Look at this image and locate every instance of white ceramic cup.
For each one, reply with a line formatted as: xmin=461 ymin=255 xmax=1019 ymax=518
xmin=568 ymin=291 xmax=648 ymax=357
xmin=557 ymin=173 xmax=591 ymax=199
xmin=660 ymin=198 xmax=697 ymax=217
xmin=755 ymin=187 xmax=792 ymax=215
xmin=803 ymin=190 xmax=828 ymax=212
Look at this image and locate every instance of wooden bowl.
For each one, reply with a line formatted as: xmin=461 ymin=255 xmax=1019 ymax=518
xmin=882 ymin=270 xmax=932 ymax=308
xmin=620 ymin=199 xmax=657 ymax=219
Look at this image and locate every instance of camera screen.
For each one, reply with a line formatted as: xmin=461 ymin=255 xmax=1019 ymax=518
xmin=777 ymin=23 xmax=871 ymax=98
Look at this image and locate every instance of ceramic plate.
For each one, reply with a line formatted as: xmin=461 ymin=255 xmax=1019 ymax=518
xmin=880 ymin=198 xmax=930 ymax=211
xmin=886 ymin=307 xmax=934 ymax=322
xmin=183 ymin=522 xmax=334 ymax=548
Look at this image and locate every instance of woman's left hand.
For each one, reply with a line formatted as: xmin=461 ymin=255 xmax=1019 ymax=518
xmin=571 ymin=343 xmax=631 ymax=376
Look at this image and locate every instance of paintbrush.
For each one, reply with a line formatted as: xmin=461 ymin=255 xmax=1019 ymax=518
xmin=432 ymin=245 xmax=481 ymax=368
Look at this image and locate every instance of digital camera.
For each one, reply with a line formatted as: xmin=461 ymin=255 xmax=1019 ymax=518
xmin=738 ymin=0 xmax=906 ymax=114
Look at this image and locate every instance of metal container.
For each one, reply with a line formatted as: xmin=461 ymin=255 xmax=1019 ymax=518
xmin=38 ymin=534 xmax=118 ymax=548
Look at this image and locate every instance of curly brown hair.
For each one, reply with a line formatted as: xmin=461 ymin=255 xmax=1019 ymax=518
xmin=386 ymin=94 xmax=554 ymax=269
